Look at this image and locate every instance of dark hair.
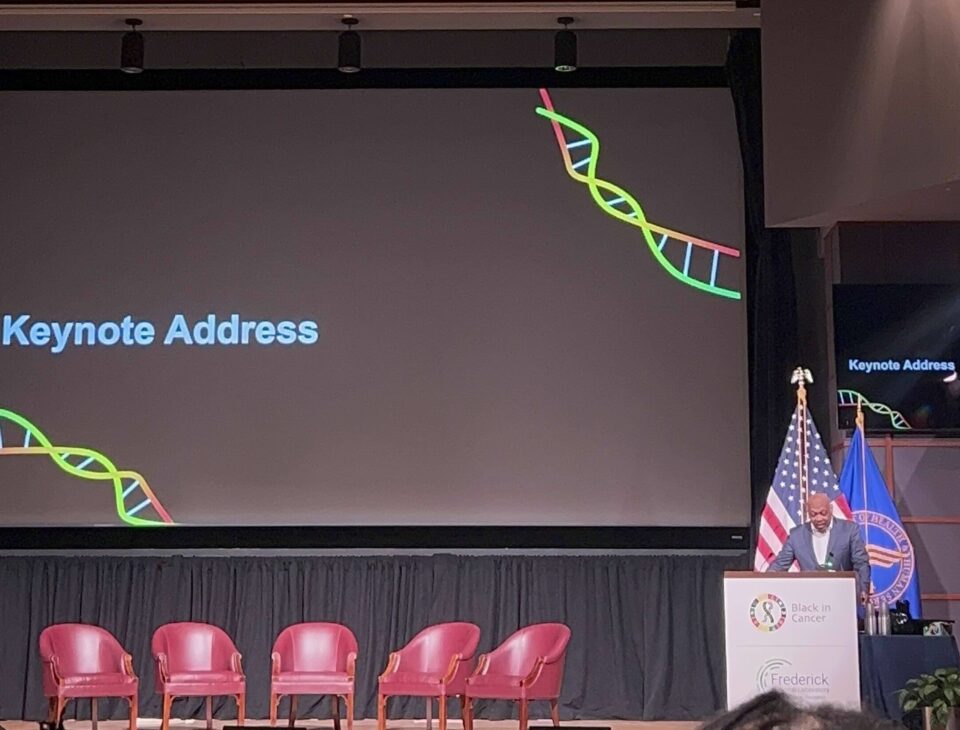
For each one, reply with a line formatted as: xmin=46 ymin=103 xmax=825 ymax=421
xmin=699 ymin=692 xmax=904 ymax=730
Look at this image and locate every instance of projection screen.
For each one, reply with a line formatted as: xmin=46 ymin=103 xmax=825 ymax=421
xmin=0 ymin=87 xmax=749 ymax=528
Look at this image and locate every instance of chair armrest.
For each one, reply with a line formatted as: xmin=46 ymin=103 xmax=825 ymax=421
xmin=43 ymin=655 xmax=64 ymax=686
xmin=379 ymin=652 xmax=400 ymax=681
xmin=441 ymin=653 xmax=462 ymax=684
xmin=155 ymin=653 xmax=170 ymax=682
xmin=521 ymin=658 xmax=546 ymax=688
xmin=232 ymin=652 xmax=244 ymax=675
xmin=122 ymin=653 xmax=137 ymax=678
xmin=271 ymin=652 xmax=282 ymax=677
xmin=470 ymin=654 xmax=490 ymax=677
xmin=346 ymin=651 xmax=357 ymax=679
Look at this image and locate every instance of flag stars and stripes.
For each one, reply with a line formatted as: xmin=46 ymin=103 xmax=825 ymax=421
xmin=754 ymin=407 xmax=850 ymax=571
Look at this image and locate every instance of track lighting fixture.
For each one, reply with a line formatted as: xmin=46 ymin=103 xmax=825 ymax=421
xmin=554 ymin=17 xmax=577 ymax=73
xmin=120 ymin=18 xmax=144 ymax=74
xmin=338 ymin=16 xmax=361 ymax=73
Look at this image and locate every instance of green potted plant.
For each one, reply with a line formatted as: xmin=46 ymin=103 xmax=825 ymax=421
xmin=898 ymin=668 xmax=960 ymax=730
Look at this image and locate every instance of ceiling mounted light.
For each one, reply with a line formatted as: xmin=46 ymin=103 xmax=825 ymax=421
xmin=338 ymin=16 xmax=361 ymax=74
xmin=120 ymin=18 xmax=144 ymax=74
xmin=554 ymin=17 xmax=577 ymax=73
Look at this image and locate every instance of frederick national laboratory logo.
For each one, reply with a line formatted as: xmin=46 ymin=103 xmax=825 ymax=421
xmin=756 ymin=657 xmax=830 ymax=699
xmin=750 ymin=593 xmax=787 ymax=632
xmin=756 ymin=658 xmax=792 ymax=691
xmin=853 ymin=510 xmax=916 ymax=605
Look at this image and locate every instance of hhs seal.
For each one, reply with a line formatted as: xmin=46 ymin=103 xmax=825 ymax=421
xmin=853 ymin=510 xmax=915 ymax=605
xmin=750 ymin=593 xmax=787 ymax=632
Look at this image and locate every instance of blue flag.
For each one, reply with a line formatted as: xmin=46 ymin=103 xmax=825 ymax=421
xmin=838 ymin=426 xmax=922 ymax=617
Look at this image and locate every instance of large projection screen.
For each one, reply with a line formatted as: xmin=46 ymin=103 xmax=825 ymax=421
xmin=0 ymin=87 xmax=749 ymax=529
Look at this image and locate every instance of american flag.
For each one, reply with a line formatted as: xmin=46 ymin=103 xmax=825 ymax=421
xmin=754 ymin=403 xmax=853 ymax=571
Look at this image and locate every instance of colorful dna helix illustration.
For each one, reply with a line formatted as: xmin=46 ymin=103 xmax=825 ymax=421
xmin=0 ymin=408 xmax=174 ymax=526
xmin=535 ymin=89 xmax=742 ymax=300
xmin=836 ymin=389 xmax=912 ymax=431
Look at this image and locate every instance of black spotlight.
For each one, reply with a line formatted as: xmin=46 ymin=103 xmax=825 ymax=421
xmin=338 ymin=16 xmax=361 ymax=73
xmin=554 ymin=17 xmax=577 ymax=73
xmin=120 ymin=18 xmax=144 ymax=74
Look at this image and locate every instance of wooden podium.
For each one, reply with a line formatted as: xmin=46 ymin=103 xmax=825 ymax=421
xmin=723 ymin=571 xmax=860 ymax=710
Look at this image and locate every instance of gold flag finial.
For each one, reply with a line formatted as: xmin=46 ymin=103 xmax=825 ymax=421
xmin=856 ymin=393 xmax=865 ymax=430
xmin=791 ymin=367 xmax=813 ymax=406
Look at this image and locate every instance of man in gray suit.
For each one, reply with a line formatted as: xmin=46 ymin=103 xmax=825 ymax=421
xmin=768 ymin=492 xmax=871 ymax=600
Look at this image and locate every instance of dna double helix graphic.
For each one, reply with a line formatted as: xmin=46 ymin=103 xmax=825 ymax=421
xmin=535 ymin=89 xmax=742 ymax=300
xmin=0 ymin=408 xmax=174 ymax=526
xmin=837 ymin=389 xmax=912 ymax=431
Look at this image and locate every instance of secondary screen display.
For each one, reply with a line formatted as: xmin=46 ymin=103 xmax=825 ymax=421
xmin=835 ymin=284 xmax=960 ymax=433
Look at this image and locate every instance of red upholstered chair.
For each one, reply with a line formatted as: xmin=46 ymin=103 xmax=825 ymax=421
xmin=151 ymin=622 xmax=245 ymax=730
xmin=39 ymin=623 xmax=139 ymax=730
xmin=464 ymin=623 xmax=571 ymax=730
xmin=269 ymin=622 xmax=358 ymax=729
xmin=377 ymin=622 xmax=481 ymax=730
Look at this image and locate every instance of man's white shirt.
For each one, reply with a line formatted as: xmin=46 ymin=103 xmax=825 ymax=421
xmin=812 ymin=520 xmax=833 ymax=566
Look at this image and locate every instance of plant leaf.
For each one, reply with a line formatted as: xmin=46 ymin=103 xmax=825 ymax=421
xmin=903 ymin=700 xmax=919 ymax=712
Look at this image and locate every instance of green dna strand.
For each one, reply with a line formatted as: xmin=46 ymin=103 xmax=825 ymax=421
xmin=837 ymin=390 xmax=912 ymax=431
xmin=0 ymin=408 xmax=175 ymax=526
xmin=535 ymin=88 xmax=742 ymax=300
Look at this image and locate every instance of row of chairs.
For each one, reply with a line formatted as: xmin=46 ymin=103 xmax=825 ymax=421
xmin=40 ymin=621 xmax=571 ymax=730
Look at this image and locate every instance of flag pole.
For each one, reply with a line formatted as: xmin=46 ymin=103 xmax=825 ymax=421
xmin=792 ymin=367 xmax=812 ymax=521
xmin=857 ymin=394 xmax=871 ymax=583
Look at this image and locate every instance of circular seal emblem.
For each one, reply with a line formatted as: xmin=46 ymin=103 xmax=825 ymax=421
xmin=750 ymin=593 xmax=787 ymax=632
xmin=853 ymin=510 xmax=915 ymax=605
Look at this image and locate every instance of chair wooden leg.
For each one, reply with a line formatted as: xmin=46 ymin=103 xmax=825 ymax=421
xmin=438 ymin=696 xmax=447 ymax=730
xmin=54 ymin=697 xmax=67 ymax=729
xmin=462 ymin=697 xmax=472 ymax=730
xmin=270 ymin=694 xmax=279 ymax=728
xmin=47 ymin=698 xmax=57 ymax=723
xmin=288 ymin=695 xmax=298 ymax=728
xmin=345 ymin=694 xmax=354 ymax=730
xmin=518 ymin=700 xmax=529 ymax=730
xmin=426 ymin=698 xmax=432 ymax=730
xmin=550 ymin=699 xmax=559 ymax=727
xmin=129 ymin=693 xmax=139 ymax=730
xmin=237 ymin=693 xmax=246 ymax=727
xmin=332 ymin=695 xmax=342 ymax=730
xmin=161 ymin=694 xmax=173 ymax=730
xmin=377 ymin=693 xmax=386 ymax=730
xmin=92 ymin=697 xmax=99 ymax=730
xmin=206 ymin=696 xmax=214 ymax=730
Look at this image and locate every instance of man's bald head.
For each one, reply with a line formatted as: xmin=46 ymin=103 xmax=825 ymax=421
xmin=807 ymin=492 xmax=833 ymax=532
xmin=808 ymin=493 xmax=830 ymax=510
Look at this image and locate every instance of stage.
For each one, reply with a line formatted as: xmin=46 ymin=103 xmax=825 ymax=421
xmin=0 ymin=720 xmax=700 ymax=730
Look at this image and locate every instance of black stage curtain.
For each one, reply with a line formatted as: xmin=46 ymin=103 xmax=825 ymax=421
xmin=726 ymin=30 xmax=803 ymax=529
xmin=0 ymin=553 xmax=745 ymax=722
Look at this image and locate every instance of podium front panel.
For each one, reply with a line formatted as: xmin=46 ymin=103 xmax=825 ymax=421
xmin=723 ymin=572 xmax=860 ymax=710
